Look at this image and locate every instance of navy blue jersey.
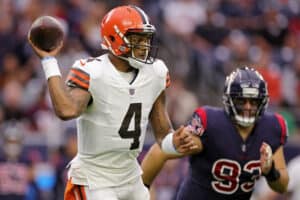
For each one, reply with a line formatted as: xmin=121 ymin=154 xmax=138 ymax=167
xmin=177 ymin=106 xmax=288 ymax=200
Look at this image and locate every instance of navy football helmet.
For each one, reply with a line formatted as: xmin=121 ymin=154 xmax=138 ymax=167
xmin=223 ymin=67 xmax=269 ymax=127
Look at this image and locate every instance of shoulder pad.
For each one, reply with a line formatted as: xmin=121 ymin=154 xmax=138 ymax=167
xmin=71 ymin=57 xmax=103 ymax=76
xmin=153 ymin=59 xmax=169 ymax=78
xmin=73 ymin=57 xmax=101 ymax=68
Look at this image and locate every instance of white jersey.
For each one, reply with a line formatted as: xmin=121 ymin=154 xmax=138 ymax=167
xmin=65 ymin=54 xmax=168 ymax=189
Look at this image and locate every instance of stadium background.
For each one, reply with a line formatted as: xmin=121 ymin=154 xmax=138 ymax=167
xmin=1 ymin=0 xmax=300 ymax=199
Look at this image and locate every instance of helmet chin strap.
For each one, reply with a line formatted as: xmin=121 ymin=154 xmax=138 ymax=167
xmin=117 ymin=55 xmax=144 ymax=69
xmin=118 ymin=49 xmax=150 ymax=69
xmin=128 ymin=57 xmax=145 ymax=69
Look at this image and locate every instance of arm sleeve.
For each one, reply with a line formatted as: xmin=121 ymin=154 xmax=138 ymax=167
xmin=65 ymin=60 xmax=91 ymax=91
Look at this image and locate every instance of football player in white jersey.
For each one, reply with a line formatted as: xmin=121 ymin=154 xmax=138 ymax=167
xmin=28 ymin=5 xmax=201 ymax=200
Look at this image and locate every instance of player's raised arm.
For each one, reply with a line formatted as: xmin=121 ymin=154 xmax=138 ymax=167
xmin=28 ymin=18 xmax=91 ymax=120
xmin=47 ymin=77 xmax=91 ymax=120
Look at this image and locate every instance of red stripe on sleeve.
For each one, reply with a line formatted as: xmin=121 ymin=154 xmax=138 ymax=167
xmin=195 ymin=107 xmax=207 ymax=130
xmin=275 ymin=113 xmax=287 ymax=145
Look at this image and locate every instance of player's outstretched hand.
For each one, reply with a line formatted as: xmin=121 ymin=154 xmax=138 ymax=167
xmin=28 ymin=36 xmax=63 ymax=59
xmin=260 ymin=142 xmax=273 ymax=174
xmin=173 ymin=126 xmax=202 ymax=155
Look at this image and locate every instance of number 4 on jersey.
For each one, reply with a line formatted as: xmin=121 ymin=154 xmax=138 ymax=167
xmin=118 ymin=103 xmax=142 ymax=150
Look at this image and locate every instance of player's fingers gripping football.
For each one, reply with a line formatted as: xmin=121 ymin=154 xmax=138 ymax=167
xmin=28 ymin=35 xmax=63 ymax=58
xmin=260 ymin=142 xmax=273 ymax=174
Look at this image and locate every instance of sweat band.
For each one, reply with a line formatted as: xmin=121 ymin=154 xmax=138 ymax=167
xmin=41 ymin=56 xmax=61 ymax=79
xmin=161 ymin=133 xmax=182 ymax=155
xmin=263 ymin=161 xmax=280 ymax=182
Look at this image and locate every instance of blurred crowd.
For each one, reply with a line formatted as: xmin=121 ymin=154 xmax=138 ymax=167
xmin=1 ymin=0 xmax=300 ymax=199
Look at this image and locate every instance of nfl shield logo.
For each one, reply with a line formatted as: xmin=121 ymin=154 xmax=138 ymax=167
xmin=129 ymin=88 xmax=135 ymax=95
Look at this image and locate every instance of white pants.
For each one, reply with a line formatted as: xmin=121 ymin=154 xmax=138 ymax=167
xmin=83 ymin=176 xmax=149 ymax=200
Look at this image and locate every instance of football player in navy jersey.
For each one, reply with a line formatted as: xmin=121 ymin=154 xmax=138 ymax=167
xmin=0 ymin=122 xmax=40 ymax=200
xmin=142 ymin=67 xmax=289 ymax=200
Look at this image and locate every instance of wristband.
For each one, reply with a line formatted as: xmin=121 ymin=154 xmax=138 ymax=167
xmin=161 ymin=133 xmax=182 ymax=155
xmin=263 ymin=161 xmax=280 ymax=182
xmin=41 ymin=56 xmax=61 ymax=79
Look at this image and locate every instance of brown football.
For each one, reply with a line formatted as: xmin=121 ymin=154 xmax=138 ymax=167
xmin=28 ymin=16 xmax=64 ymax=52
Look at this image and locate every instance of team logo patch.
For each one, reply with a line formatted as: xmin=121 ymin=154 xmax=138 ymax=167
xmin=187 ymin=113 xmax=205 ymax=136
xmin=129 ymin=88 xmax=135 ymax=95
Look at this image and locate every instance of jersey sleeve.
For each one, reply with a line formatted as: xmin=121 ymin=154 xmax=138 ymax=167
xmin=187 ymin=107 xmax=207 ymax=136
xmin=153 ymin=59 xmax=170 ymax=88
xmin=274 ymin=113 xmax=288 ymax=145
xmin=66 ymin=59 xmax=91 ymax=91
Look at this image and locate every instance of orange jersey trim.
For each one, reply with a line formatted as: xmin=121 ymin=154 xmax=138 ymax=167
xmin=66 ymin=68 xmax=90 ymax=90
xmin=166 ymin=72 xmax=171 ymax=88
xmin=67 ymin=76 xmax=89 ymax=90
xmin=70 ymin=69 xmax=90 ymax=82
xmin=64 ymin=179 xmax=87 ymax=200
